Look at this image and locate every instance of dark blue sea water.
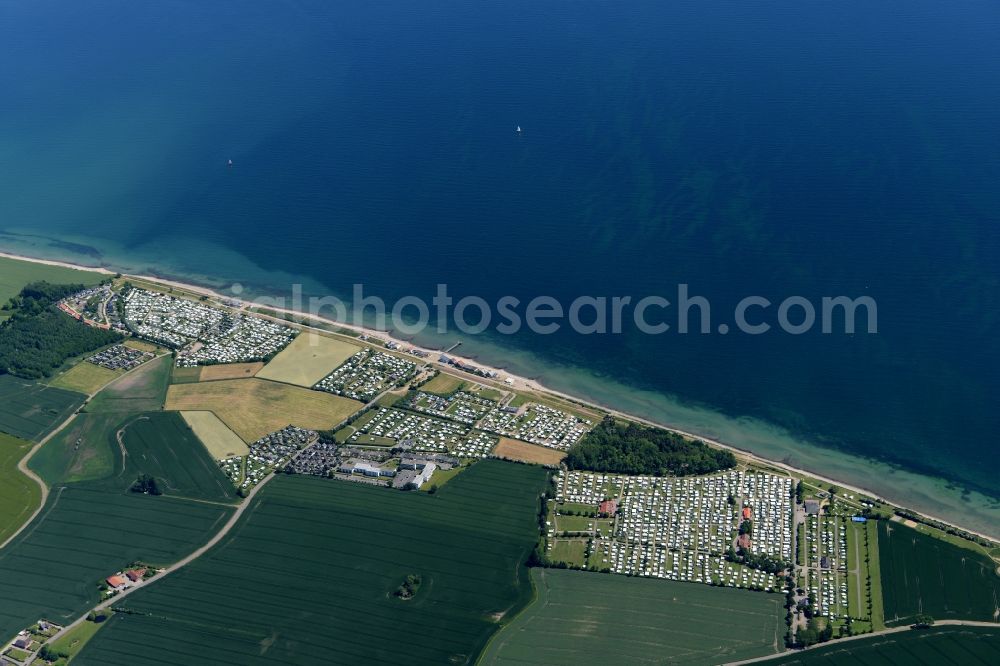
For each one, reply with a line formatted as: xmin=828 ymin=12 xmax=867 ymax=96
xmin=2 ymin=2 xmax=999 ymax=521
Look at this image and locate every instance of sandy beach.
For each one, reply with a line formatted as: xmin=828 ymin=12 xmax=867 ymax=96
xmin=2 ymin=249 xmax=997 ymax=543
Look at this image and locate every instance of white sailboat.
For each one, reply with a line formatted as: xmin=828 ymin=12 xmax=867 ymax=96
xmin=516 ymin=125 xmax=522 ymax=134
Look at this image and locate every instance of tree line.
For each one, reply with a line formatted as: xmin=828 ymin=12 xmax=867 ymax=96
xmin=565 ymin=416 xmax=736 ymax=477
xmin=0 ymin=281 xmax=122 ymax=379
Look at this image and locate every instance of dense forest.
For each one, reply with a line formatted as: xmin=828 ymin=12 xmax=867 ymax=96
xmin=0 ymin=281 xmax=122 ymax=379
xmin=565 ymin=416 xmax=736 ymax=476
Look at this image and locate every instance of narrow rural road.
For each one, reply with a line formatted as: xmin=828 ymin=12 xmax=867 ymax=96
xmin=43 ymin=429 xmax=331 ymax=649
xmin=43 ymin=462 xmax=275 ymax=647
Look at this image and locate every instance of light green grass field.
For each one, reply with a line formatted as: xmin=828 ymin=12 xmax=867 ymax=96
xmin=181 ymin=411 xmax=249 ymax=459
xmin=28 ymin=413 xmax=121 ymax=486
xmin=256 ymin=333 xmax=361 ymax=387
xmin=49 ymin=361 xmax=122 ymax=395
xmin=0 ymin=256 xmax=103 ymax=319
xmin=86 ymin=355 xmax=172 ymax=413
xmin=866 ymin=520 xmax=885 ymax=629
xmin=421 ymin=372 xmax=468 ymax=395
xmin=0 ymin=433 xmax=40 ymax=545
xmin=547 ymin=540 xmax=587 ymax=567
xmin=555 ymin=514 xmax=594 ymax=532
xmin=480 ymin=568 xmax=786 ymax=665
xmin=49 ymin=616 xmax=110 ymax=658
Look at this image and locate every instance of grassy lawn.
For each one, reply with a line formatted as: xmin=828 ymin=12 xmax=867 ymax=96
xmin=867 ymin=520 xmax=885 ymax=629
xmin=508 ymin=391 xmax=603 ymax=423
xmin=49 ymin=361 xmax=122 ymax=395
xmin=548 ymin=539 xmax=588 ymax=566
xmin=353 ymin=434 xmax=396 ymax=447
xmin=474 ymin=387 xmax=507 ymax=402
xmin=422 ymin=463 xmax=467 ymax=490
xmin=332 ymin=426 xmax=356 ymax=443
xmin=4 ymin=647 xmax=30 ymax=662
xmin=846 ymin=521 xmax=865 ymax=618
xmin=49 ymin=616 xmax=110 ymax=658
xmin=480 ymin=568 xmax=786 ymax=665
xmin=421 ymin=372 xmax=467 ymax=396
xmin=257 ymin=333 xmax=361 ymax=387
xmin=0 ymin=433 xmax=40 ymax=545
xmin=180 ymin=411 xmax=249 ymax=459
xmin=165 ymin=378 xmax=363 ymax=442
xmin=797 ymin=523 xmax=806 ymax=566
xmin=555 ymin=514 xmax=594 ymax=533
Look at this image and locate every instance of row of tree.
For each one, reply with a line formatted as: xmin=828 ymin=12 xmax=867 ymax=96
xmin=565 ymin=416 xmax=737 ymax=476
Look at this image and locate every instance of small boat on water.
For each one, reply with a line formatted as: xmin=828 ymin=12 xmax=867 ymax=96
xmin=227 ymin=158 xmax=233 ymax=167
xmin=516 ymin=125 xmax=522 ymax=134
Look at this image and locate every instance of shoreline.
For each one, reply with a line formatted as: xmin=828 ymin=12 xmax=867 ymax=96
xmin=2 ymin=249 xmax=997 ymax=544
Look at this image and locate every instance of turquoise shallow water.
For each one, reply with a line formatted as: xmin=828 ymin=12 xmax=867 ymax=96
xmin=2 ymin=1 xmax=999 ymax=534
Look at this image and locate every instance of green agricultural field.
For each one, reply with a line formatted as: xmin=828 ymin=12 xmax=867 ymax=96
xmin=49 ymin=361 xmax=122 ymax=395
xmin=256 ymin=332 xmax=360 ymax=387
xmin=85 ymin=354 xmax=171 ymax=413
xmin=480 ymin=568 xmax=787 ymax=665
xmin=760 ymin=625 xmax=1000 ymax=665
xmin=116 ymin=412 xmax=238 ymax=502
xmin=0 ymin=375 xmax=86 ymax=441
xmin=0 ymin=433 xmax=40 ymax=546
xmin=0 ymin=256 xmax=103 ymax=320
xmin=74 ymin=460 xmax=548 ymax=665
xmin=29 ymin=413 xmax=123 ymax=486
xmin=878 ymin=521 xmax=1000 ymax=625
xmin=0 ymin=427 xmax=233 ymax=640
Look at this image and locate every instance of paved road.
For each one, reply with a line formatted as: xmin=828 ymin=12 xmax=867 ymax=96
xmin=41 ymin=461 xmax=277 ymax=652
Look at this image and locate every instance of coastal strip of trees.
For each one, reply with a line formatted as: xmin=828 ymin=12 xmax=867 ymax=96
xmin=565 ymin=416 xmax=737 ymax=477
xmin=0 ymin=281 xmax=122 ymax=379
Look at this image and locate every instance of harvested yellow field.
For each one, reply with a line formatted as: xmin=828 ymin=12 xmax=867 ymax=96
xmin=199 ymin=362 xmax=264 ymax=381
xmin=166 ymin=378 xmax=362 ymax=442
xmin=49 ymin=362 xmax=121 ymax=395
xmin=124 ymin=339 xmax=160 ymax=353
xmin=494 ymin=438 xmax=567 ymax=466
xmin=181 ymin=411 xmax=249 ymax=459
xmin=256 ymin=333 xmax=361 ymax=387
